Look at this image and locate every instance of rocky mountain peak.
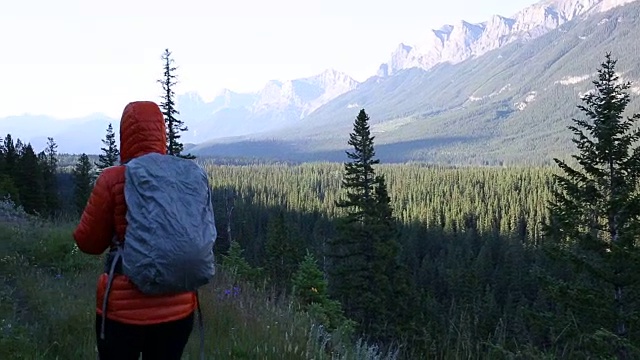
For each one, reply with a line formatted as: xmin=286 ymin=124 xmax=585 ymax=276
xmin=378 ymin=0 xmax=638 ymax=77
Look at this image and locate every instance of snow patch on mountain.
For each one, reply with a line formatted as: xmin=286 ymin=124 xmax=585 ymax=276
xmin=515 ymin=91 xmax=538 ymax=111
xmin=371 ymin=117 xmax=415 ymax=134
xmin=467 ymin=84 xmax=513 ymax=102
xmin=555 ymin=74 xmax=592 ymax=85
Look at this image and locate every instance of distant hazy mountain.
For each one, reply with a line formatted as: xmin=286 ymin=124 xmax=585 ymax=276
xmin=1 ymin=68 xmax=358 ymax=153
xmin=0 ymin=113 xmax=117 ymax=154
xmin=177 ymin=69 xmax=359 ymax=143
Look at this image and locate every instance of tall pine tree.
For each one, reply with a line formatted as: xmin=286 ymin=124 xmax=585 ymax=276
xmin=42 ymin=137 xmax=60 ymax=217
xmin=0 ymin=135 xmax=19 ymax=204
xmin=544 ymin=53 xmax=640 ymax=358
xmin=3 ymin=134 xmax=18 ymax=184
xmin=95 ymin=123 xmax=120 ymax=172
xmin=0 ymin=135 xmax=5 ymax=173
xmin=158 ymin=48 xmax=195 ymax=159
xmin=327 ymin=108 xmax=407 ymax=342
xmin=0 ymin=135 xmax=6 ymax=194
xmin=73 ymin=153 xmax=95 ymax=214
xmin=17 ymin=144 xmax=46 ymax=215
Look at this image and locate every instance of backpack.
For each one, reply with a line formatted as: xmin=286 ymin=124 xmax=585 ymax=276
xmin=100 ymin=152 xmax=216 ymax=360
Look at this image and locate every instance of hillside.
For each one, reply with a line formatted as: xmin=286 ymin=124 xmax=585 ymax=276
xmin=0 ymin=204 xmax=397 ymax=359
xmin=189 ymin=0 xmax=640 ymax=164
xmin=3 ymin=147 xmax=640 ymax=358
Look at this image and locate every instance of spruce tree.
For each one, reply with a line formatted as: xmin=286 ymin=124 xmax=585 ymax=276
xmin=0 ymin=136 xmax=6 ymax=195
xmin=221 ymin=240 xmax=263 ymax=283
xmin=293 ymin=251 xmax=330 ymax=307
xmin=95 ymin=123 xmax=120 ymax=172
xmin=0 ymin=135 xmax=5 ymax=172
xmin=16 ymin=144 xmax=46 ymax=215
xmin=158 ymin=48 xmax=195 ymax=159
xmin=3 ymin=134 xmax=18 ymax=183
xmin=42 ymin=137 xmax=60 ymax=217
xmin=14 ymin=139 xmax=24 ymax=156
xmin=328 ymin=108 xmax=406 ymax=342
xmin=73 ymin=153 xmax=95 ymax=214
xmin=292 ymin=251 xmax=353 ymax=331
xmin=0 ymin=135 xmax=19 ymax=204
xmin=328 ymin=109 xmax=377 ymax=330
xmin=544 ymin=53 xmax=640 ymax=358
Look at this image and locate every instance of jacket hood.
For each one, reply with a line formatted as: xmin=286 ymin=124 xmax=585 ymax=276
xmin=119 ymin=101 xmax=166 ymax=164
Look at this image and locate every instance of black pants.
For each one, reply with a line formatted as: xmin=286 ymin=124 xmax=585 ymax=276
xmin=95 ymin=312 xmax=194 ymax=360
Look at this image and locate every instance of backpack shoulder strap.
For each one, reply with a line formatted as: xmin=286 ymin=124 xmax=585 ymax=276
xmin=100 ymin=237 xmax=123 ymax=340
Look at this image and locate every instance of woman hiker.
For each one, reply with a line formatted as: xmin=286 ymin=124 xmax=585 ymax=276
xmin=73 ymin=101 xmax=198 ymax=360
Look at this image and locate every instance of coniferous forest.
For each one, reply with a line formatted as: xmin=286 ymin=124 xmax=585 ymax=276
xmin=2 ymin=53 xmax=640 ymax=359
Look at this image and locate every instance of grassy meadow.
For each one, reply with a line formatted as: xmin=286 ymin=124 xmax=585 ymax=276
xmin=0 ymin=211 xmax=398 ymax=360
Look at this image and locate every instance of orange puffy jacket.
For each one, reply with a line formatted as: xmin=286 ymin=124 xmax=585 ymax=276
xmin=73 ymin=101 xmax=197 ymax=325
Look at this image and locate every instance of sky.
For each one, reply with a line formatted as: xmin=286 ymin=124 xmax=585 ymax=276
xmin=0 ymin=0 xmax=538 ymax=119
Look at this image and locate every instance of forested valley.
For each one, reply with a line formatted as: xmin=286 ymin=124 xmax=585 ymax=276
xmin=2 ymin=54 xmax=640 ymax=359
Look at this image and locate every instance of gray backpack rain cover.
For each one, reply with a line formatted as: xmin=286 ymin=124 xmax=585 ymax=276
xmin=121 ymin=152 xmax=216 ymax=295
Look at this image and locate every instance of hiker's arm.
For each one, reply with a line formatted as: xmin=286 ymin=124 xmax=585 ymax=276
xmin=73 ymin=171 xmax=114 ymax=255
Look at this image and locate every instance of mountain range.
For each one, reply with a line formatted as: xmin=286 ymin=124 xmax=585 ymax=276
xmin=3 ymin=0 xmax=640 ymax=164
xmin=178 ymin=68 xmax=359 ymax=143
xmin=377 ymin=0 xmax=636 ymax=77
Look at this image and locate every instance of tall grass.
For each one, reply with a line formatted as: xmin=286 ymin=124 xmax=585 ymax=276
xmin=0 ymin=206 xmax=398 ymax=359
